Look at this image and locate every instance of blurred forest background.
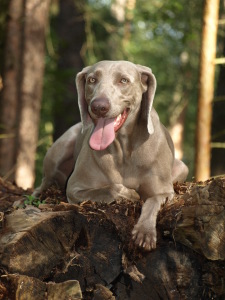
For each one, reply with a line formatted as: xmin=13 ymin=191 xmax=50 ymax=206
xmin=0 ymin=0 xmax=225 ymax=189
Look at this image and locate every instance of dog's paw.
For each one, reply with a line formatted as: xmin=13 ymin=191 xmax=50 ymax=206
xmin=114 ymin=184 xmax=140 ymax=201
xmin=132 ymin=222 xmax=156 ymax=251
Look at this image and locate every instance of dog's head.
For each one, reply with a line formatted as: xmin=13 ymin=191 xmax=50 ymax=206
xmin=76 ymin=60 xmax=157 ymax=150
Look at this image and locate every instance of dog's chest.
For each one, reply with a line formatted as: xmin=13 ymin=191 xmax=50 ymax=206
xmin=76 ymin=132 xmax=153 ymax=189
xmin=94 ymin=139 xmax=149 ymax=188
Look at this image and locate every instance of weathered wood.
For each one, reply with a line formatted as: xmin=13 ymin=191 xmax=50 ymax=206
xmin=0 ymin=206 xmax=122 ymax=283
xmin=1 ymin=274 xmax=82 ymax=300
xmin=0 ymin=177 xmax=225 ymax=299
xmin=159 ymin=178 xmax=225 ymax=260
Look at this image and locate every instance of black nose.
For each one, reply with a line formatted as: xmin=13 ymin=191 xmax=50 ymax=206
xmin=91 ymin=98 xmax=110 ymax=117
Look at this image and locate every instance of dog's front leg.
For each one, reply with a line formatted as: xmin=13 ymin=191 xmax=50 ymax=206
xmin=67 ymin=183 xmax=140 ymax=204
xmin=132 ymin=193 xmax=173 ymax=251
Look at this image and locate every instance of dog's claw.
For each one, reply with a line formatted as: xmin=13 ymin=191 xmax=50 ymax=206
xmin=132 ymin=224 xmax=156 ymax=251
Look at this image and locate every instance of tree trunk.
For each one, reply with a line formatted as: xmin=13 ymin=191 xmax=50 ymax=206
xmin=169 ymin=102 xmax=187 ymax=160
xmin=0 ymin=0 xmax=50 ymax=189
xmin=123 ymin=0 xmax=136 ymax=45
xmin=195 ymin=0 xmax=219 ymax=181
xmin=0 ymin=0 xmax=23 ymax=180
xmin=53 ymin=0 xmax=85 ymax=140
xmin=14 ymin=0 xmax=50 ymax=189
xmin=211 ymin=37 xmax=225 ymax=176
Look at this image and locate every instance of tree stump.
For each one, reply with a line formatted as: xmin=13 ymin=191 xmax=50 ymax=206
xmin=0 ymin=176 xmax=225 ymax=299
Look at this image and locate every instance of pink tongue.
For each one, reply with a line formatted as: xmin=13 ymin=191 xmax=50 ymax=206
xmin=89 ymin=118 xmax=115 ymax=150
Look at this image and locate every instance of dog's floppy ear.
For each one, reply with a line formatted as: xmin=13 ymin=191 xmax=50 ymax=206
xmin=136 ymin=65 xmax=157 ymax=135
xmin=76 ymin=66 xmax=93 ymax=131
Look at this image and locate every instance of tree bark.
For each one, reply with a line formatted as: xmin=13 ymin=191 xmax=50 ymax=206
xmin=0 ymin=0 xmax=23 ymax=180
xmin=14 ymin=0 xmax=51 ymax=189
xmin=195 ymin=0 xmax=220 ymax=181
xmin=0 ymin=0 xmax=50 ymax=189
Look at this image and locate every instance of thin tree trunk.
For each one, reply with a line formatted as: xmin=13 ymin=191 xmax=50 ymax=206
xmin=195 ymin=0 xmax=219 ymax=181
xmin=0 ymin=0 xmax=23 ymax=180
xmin=53 ymin=0 xmax=85 ymax=140
xmin=211 ymin=37 xmax=225 ymax=176
xmin=15 ymin=0 xmax=51 ymax=189
xmin=122 ymin=0 xmax=136 ymax=54
xmin=169 ymin=103 xmax=187 ymax=160
xmin=111 ymin=0 xmax=136 ymax=53
xmin=111 ymin=0 xmax=126 ymax=22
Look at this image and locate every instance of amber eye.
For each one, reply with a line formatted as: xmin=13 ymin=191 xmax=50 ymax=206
xmin=88 ymin=77 xmax=96 ymax=84
xmin=120 ymin=78 xmax=129 ymax=84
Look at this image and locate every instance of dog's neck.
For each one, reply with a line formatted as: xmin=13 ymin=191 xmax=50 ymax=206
xmin=115 ymin=107 xmax=149 ymax=151
xmin=119 ymin=105 xmax=147 ymax=136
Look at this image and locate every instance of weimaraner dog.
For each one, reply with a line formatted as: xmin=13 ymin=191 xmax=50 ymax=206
xmin=34 ymin=60 xmax=188 ymax=251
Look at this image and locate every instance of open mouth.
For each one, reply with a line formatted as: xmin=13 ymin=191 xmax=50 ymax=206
xmin=114 ymin=108 xmax=130 ymax=132
xmin=90 ymin=108 xmax=130 ymax=151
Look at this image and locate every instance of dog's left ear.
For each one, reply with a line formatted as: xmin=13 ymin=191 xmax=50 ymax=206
xmin=136 ymin=65 xmax=157 ymax=135
xmin=76 ymin=66 xmax=93 ymax=132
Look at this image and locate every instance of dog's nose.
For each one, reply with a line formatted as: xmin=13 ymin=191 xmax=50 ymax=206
xmin=91 ymin=98 xmax=110 ymax=117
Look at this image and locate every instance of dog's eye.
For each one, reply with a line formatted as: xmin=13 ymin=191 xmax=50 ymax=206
xmin=88 ymin=77 xmax=96 ymax=84
xmin=120 ymin=78 xmax=129 ymax=84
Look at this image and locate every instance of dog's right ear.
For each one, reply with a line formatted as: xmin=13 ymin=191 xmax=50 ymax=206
xmin=76 ymin=66 xmax=93 ymax=131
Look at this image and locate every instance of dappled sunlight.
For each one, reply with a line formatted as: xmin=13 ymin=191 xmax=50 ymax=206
xmin=15 ymin=164 xmax=34 ymax=189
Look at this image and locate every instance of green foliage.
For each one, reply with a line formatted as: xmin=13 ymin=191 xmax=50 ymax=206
xmin=23 ymin=195 xmax=45 ymax=208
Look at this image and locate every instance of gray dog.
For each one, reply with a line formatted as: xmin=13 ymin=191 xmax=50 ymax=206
xmin=34 ymin=60 xmax=188 ymax=251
